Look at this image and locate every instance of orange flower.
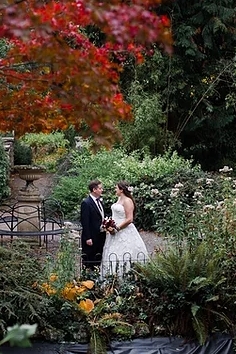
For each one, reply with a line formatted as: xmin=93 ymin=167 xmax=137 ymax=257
xmin=81 ymin=280 xmax=94 ymax=290
xmin=41 ymin=282 xmax=57 ymax=296
xmin=49 ymin=273 xmax=58 ymax=282
xmin=61 ymin=286 xmax=77 ymax=301
xmin=78 ymin=299 xmax=94 ymax=313
xmin=75 ymin=285 xmax=87 ymax=294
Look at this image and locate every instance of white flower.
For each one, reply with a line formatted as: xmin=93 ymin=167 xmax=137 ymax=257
xmin=197 ymin=178 xmax=204 ymax=184
xmin=203 ymin=204 xmax=215 ymax=211
xmin=151 ymin=188 xmax=160 ymax=195
xmin=174 ymin=183 xmax=184 ymax=188
xmin=128 ymin=186 xmax=133 ymax=192
xmin=193 ymin=191 xmax=203 ymax=199
xmin=170 ymin=188 xmax=179 ymax=198
xmin=219 ymin=166 xmax=233 ymax=173
xmin=216 ymin=201 xmax=224 ymax=210
xmin=206 ymin=178 xmax=214 ymax=185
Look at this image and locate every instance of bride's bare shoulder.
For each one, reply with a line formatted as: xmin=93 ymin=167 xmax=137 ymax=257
xmin=123 ymin=197 xmax=134 ymax=208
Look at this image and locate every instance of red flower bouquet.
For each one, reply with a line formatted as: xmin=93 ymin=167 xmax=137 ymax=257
xmin=102 ymin=217 xmax=117 ymax=234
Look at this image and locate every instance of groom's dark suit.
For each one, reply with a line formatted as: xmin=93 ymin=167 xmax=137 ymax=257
xmin=81 ymin=195 xmax=106 ymax=269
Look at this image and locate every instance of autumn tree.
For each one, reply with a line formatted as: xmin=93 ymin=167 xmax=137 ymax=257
xmin=0 ymin=0 xmax=172 ymax=146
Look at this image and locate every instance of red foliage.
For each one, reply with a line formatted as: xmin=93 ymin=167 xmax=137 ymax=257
xmin=0 ymin=0 xmax=172 ymax=146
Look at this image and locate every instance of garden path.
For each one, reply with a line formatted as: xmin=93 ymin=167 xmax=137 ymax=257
xmin=8 ymin=172 xmax=164 ymax=254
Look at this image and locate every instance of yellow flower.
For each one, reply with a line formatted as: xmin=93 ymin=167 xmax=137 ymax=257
xmin=61 ymin=281 xmax=90 ymax=300
xmin=81 ymin=280 xmax=94 ymax=290
xmin=61 ymin=286 xmax=77 ymax=301
xmin=41 ymin=282 xmax=56 ymax=296
xmin=75 ymin=285 xmax=87 ymax=295
xmin=78 ymin=299 xmax=94 ymax=313
xmin=49 ymin=273 xmax=58 ymax=282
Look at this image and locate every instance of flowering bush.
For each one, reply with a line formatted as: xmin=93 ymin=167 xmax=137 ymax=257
xmin=31 ymin=230 xmax=135 ymax=349
xmin=36 ymin=276 xmax=95 ymax=313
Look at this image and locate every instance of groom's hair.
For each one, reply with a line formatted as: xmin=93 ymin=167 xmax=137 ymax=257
xmin=88 ymin=179 xmax=102 ymax=192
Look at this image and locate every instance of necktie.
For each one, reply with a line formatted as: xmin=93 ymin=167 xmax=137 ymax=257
xmin=96 ymin=198 xmax=102 ymax=211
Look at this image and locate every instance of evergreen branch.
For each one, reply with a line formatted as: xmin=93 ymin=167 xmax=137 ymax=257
xmin=175 ymin=57 xmax=235 ymax=139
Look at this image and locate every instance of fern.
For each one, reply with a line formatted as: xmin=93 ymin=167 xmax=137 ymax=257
xmin=134 ymin=242 xmax=232 ymax=341
xmin=192 ymin=310 xmax=208 ymax=345
xmin=89 ymin=329 xmax=107 ymax=354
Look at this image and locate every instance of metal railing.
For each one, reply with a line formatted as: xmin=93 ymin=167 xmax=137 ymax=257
xmin=0 ymin=198 xmax=65 ymax=250
xmin=0 ymin=206 xmax=149 ymax=276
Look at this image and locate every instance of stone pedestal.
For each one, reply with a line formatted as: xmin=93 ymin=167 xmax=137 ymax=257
xmin=17 ymin=192 xmax=42 ymax=234
xmin=14 ymin=165 xmax=45 ymax=243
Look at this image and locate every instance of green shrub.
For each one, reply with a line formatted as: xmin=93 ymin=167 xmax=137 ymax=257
xmin=20 ymin=132 xmax=69 ymax=171
xmin=148 ymin=168 xmax=236 ymax=254
xmin=21 ymin=132 xmax=69 ymax=150
xmin=0 ymin=137 xmax=10 ymax=200
xmin=63 ymin=125 xmax=78 ymax=148
xmin=0 ymin=242 xmax=44 ymax=337
xmin=134 ymin=243 xmax=234 ymax=344
xmin=130 ymin=154 xmax=205 ymax=230
xmin=52 ymin=146 xmax=204 ymax=229
xmin=52 ymin=147 xmax=133 ymax=219
xmin=14 ymin=139 xmax=33 ymax=165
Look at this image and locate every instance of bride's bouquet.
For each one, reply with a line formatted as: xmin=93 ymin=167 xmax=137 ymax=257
xmin=102 ymin=217 xmax=117 ymax=235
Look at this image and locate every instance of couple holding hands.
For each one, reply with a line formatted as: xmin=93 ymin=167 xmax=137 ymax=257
xmin=80 ymin=179 xmax=148 ymax=275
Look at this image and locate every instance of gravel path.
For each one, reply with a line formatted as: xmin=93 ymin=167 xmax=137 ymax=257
xmin=139 ymin=230 xmax=165 ymax=255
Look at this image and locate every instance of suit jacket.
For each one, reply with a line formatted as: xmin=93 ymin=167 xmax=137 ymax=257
xmin=80 ymin=195 xmax=106 ymax=266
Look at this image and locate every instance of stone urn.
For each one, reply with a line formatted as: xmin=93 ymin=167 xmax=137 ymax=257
xmin=14 ymin=165 xmax=46 ymax=194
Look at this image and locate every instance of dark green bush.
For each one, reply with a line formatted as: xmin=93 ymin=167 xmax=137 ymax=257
xmin=134 ymin=243 xmax=235 ymax=344
xmin=0 ymin=137 xmax=10 ymax=200
xmin=0 ymin=242 xmax=44 ymax=337
xmin=14 ymin=140 xmax=32 ymax=165
xmin=63 ymin=125 xmax=78 ymax=148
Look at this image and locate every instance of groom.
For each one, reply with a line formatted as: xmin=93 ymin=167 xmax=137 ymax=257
xmin=80 ymin=179 xmax=106 ymax=270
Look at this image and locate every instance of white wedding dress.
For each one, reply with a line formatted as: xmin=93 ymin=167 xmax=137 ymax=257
xmin=101 ymin=203 xmax=149 ymax=277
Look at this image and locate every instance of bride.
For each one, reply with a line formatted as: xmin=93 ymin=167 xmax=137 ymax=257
xmin=101 ymin=181 xmax=149 ymax=277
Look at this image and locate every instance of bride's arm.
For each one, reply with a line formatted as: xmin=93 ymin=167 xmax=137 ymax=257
xmin=116 ymin=199 xmax=134 ymax=231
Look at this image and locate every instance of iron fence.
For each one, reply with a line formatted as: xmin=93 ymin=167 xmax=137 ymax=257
xmin=0 ymin=204 xmax=150 ymax=276
xmin=0 ymin=198 xmax=64 ymax=249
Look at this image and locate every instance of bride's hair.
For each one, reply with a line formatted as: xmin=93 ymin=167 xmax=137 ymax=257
xmin=117 ymin=181 xmax=136 ymax=216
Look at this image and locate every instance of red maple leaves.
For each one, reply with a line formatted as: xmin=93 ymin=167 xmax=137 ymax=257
xmin=0 ymin=0 xmax=172 ymax=146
